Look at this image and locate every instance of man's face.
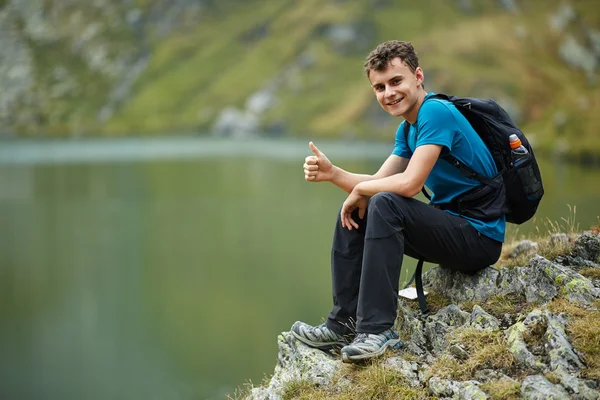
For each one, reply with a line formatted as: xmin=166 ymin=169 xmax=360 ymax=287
xmin=368 ymin=58 xmax=424 ymax=120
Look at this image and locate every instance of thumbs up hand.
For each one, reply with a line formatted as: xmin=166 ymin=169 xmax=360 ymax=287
xmin=304 ymin=141 xmax=334 ymax=182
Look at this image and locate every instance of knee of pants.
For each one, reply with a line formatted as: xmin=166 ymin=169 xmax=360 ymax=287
xmin=365 ymin=192 xmax=407 ymax=238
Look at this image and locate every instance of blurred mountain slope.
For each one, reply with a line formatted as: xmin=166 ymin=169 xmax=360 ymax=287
xmin=1 ymin=0 xmax=599 ymax=160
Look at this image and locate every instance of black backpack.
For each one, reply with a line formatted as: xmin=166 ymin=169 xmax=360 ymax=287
xmin=402 ymin=93 xmax=544 ymax=314
xmin=403 ymin=93 xmax=544 ymax=224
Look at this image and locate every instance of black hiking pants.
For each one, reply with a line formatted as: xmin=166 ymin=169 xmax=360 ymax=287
xmin=326 ymin=192 xmax=502 ymax=335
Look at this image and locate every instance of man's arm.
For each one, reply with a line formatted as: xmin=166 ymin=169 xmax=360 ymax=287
xmin=329 ymin=155 xmax=409 ymax=194
xmin=354 ymin=144 xmax=442 ymax=198
xmin=303 ymin=142 xmax=409 ymax=194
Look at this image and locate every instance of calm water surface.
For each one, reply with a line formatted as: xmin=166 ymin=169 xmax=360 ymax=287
xmin=1 ymin=137 xmax=599 ymax=399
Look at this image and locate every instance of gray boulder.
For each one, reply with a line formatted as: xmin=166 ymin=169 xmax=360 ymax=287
xmin=521 ymin=375 xmax=570 ymax=399
xmin=247 ymin=331 xmax=340 ymax=400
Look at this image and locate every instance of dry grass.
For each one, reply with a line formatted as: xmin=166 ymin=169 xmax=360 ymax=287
xmin=428 ymin=329 xmax=516 ymax=380
xmin=279 ymin=359 xmax=433 ymax=400
xmin=460 ymin=293 xmax=535 ymax=321
xmin=498 ymin=206 xmax=581 ymax=268
xmin=547 ymin=298 xmax=600 ymax=380
xmin=402 ymin=289 xmax=452 ymax=314
xmin=580 ymin=268 xmax=600 ymax=280
xmin=480 ymin=378 xmax=521 ymax=400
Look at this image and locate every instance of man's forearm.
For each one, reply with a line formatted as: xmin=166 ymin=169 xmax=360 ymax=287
xmin=329 ymin=165 xmax=377 ymax=194
xmin=354 ymin=173 xmax=420 ymax=199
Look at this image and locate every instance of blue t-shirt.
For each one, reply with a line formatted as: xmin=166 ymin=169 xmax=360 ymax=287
xmin=392 ymin=93 xmax=505 ymax=242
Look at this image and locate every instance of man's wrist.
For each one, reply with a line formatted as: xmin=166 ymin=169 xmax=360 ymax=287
xmin=329 ymin=165 xmax=340 ymax=182
xmin=353 ymin=182 xmax=365 ymax=195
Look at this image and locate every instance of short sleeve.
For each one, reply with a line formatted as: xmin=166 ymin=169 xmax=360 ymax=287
xmin=415 ymin=100 xmax=456 ymax=151
xmin=392 ymin=121 xmax=412 ymax=158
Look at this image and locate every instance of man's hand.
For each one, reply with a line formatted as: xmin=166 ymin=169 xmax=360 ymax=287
xmin=341 ymin=189 xmax=368 ymax=230
xmin=304 ymin=142 xmax=334 ymax=182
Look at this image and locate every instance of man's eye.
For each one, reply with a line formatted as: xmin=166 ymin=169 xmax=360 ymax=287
xmin=375 ymin=86 xmax=384 ymax=91
xmin=392 ymin=79 xmax=401 ymax=85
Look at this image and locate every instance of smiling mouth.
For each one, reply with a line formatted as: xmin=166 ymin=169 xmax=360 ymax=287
xmin=387 ymin=97 xmax=403 ymax=106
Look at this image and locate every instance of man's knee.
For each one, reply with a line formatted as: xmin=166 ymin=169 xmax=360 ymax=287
xmin=368 ymin=192 xmax=408 ymax=215
xmin=365 ymin=192 xmax=409 ymax=238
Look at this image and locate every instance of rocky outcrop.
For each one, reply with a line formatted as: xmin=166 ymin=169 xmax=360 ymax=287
xmin=247 ymin=231 xmax=600 ymax=399
xmin=0 ymin=0 xmax=199 ymax=135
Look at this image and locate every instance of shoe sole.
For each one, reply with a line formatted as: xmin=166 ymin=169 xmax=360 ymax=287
xmin=341 ymin=339 xmax=403 ymax=363
xmin=291 ymin=330 xmax=347 ymax=350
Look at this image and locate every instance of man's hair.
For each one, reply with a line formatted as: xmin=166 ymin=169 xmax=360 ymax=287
xmin=363 ymin=40 xmax=419 ymax=77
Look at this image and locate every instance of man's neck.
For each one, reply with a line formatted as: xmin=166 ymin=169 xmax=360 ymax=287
xmin=403 ymin=90 xmax=428 ymax=125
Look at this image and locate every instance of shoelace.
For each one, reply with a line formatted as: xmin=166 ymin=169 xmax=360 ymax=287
xmin=353 ymin=333 xmax=369 ymax=343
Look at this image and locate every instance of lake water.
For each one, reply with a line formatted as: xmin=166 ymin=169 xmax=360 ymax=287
xmin=1 ymin=137 xmax=599 ymax=400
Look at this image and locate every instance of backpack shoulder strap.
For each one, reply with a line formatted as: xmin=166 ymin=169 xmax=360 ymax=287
xmin=402 ymin=121 xmax=432 ymax=200
xmin=425 ymin=93 xmax=503 ymax=188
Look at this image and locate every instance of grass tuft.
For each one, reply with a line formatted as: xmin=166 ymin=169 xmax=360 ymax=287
xmin=580 ymin=268 xmax=600 ymax=280
xmin=547 ymin=298 xmax=600 ymax=379
xmin=281 ymin=379 xmax=319 ymax=400
xmin=460 ymin=293 xmax=535 ymax=321
xmin=499 ymin=206 xmax=581 ymax=268
xmin=428 ymin=329 xmax=516 ymax=380
xmin=403 ymin=289 xmax=451 ymax=314
xmin=480 ymin=378 xmax=521 ymax=400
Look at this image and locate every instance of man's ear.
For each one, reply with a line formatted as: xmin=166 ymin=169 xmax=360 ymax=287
xmin=415 ymin=67 xmax=424 ymax=87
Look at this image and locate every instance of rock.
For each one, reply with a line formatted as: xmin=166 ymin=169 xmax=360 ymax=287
xmin=456 ymin=0 xmax=473 ymax=14
xmin=428 ymin=377 xmax=488 ymax=399
xmin=572 ymin=232 xmax=600 ymax=263
xmin=506 ymin=318 xmax=545 ymax=371
xmin=429 ymin=377 xmax=459 ymax=397
xmin=212 ymin=106 xmax=259 ymax=137
xmin=550 ymin=233 xmax=570 ymax=247
xmin=530 ymin=255 xmax=598 ymax=305
xmin=396 ymin=302 xmax=428 ymax=352
xmin=517 ymin=259 xmax=559 ymax=303
xmin=422 ymin=266 xmax=504 ymax=303
xmin=0 ymin=9 xmax=34 ymax=128
xmin=384 ymin=356 xmax=422 ymax=386
xmin=459 ymin=381 xmax=489 ymax=400
xmin=498 ymin=0 xmax=518 ymax=13
xmin=449 ymin=343 xmax=469 ymax=360
xmin=544 ymin=310 xmax=584 ymax=373
xmin=474 ymin=368 xmax=515 ymax=383
xmin=588 ymin=29 xmax=600 ymax=58
xmin=248 ymin=331 xmax=340 ymax=400
xmin=434 ymin=304 xmax=471 ymax=327
xmin=425 ymin=318 xmax=453 ymax=355
xmin=549 ymin=4 xmax=576 ymax=32
xmin=423 ymin=305 xmax=470 ymax=354
xmin=559 ymin=35 xmax=597 ymax=82
xmin=469 ymin=305 xmax=500 ymax=331
xmin=521 ymin=375 xmax=570 ymax=399
xmin=509 ymin=240 xmax=538 ymax=258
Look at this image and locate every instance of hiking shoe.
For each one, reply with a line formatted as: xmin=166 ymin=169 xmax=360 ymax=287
xmin=340 ymin=328 xmax=403 ymax=363
xmin=291 ymin=321 xmax=353 ymax=350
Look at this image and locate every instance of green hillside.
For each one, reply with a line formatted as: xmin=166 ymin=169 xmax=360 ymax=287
xmin=2 ymin=0 xmax=600 ymax=161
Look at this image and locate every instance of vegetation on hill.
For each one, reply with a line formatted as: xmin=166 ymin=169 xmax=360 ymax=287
xmin=2 ymin=0 xmax=599 ymax=161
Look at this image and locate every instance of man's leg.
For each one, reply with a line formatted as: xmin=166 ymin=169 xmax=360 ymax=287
xmin=341 ymin=192 xmax=501 ymax=362
xmin=326 ymin=208 xmax=367 ymax=335
xmin=291 ymin=207 xmax=365 ymax=349
xmin=356 ymin=192 xmax=502 ymax=334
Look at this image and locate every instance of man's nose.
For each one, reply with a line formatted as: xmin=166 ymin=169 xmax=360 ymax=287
xmin=385 ymin=85 xmax=395 ymax=97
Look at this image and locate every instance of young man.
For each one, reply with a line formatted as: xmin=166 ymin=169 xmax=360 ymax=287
xmin=291 ymin=40 xmax=504 ymax=363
